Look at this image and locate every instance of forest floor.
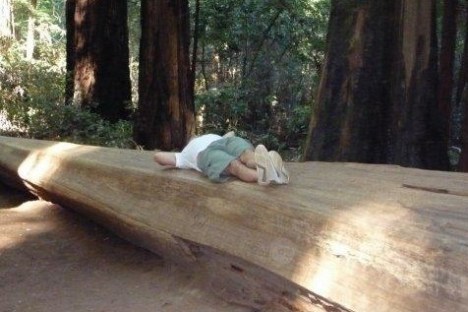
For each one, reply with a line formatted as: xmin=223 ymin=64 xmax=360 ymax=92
xmin=0 ymin=183 xmax=251 ymax=312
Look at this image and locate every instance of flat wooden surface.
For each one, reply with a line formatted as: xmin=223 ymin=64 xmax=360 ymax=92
xmin=0 ymin=135 xmax=467 ymax=312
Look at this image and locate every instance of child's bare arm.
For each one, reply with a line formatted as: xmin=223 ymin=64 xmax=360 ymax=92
xmin=154 ymin=152 xmax=177 ymax=167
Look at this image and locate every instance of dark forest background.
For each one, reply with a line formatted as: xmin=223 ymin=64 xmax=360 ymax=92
xmin=1 ymin=0 xmax=467 ymax=171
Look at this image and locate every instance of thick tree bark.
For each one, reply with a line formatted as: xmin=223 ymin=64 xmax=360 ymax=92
xmin=304 ymin=1 xmax=393 ymax=163
xmin=134 ymin=0 xmax=194 ymax=150
xmin=459 ymin=2 xmax=468 ymax=171
xmin=0 ymin=0 xmax=14 ymax=39
xmin=304 ymin=0 xmax=448 ymax=170
xmin=456 ymin=1 xmax=468 ymax=107
xmin=388 ymin=0 xmax=448 ymax=169
xmin=65 ymin=0 xmax=75 ymax=104
xmin=190 ymin=0 xmax=200 ymax=102
xmin=66 ymin=0 xmax=131 ymax=122
xmin=438 ymin=0 xmax=458 ymax=145
xmin=460 ymin=88 xmax=468 ymax=171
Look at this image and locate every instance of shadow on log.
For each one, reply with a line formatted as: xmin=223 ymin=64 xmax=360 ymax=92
xmin=0 ymin=135 xmax=467 ymax=312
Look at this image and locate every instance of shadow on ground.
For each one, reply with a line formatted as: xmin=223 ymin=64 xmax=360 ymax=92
xmin=0 ymin=183 xmax=251 ymax=312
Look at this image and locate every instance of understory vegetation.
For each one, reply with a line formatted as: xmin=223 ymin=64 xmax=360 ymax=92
xmin=0 ymin=0 xmax=329 ymax=158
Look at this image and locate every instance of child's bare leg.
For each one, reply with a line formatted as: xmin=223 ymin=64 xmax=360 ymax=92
xmin=239 ymin=149 xmax=256 ymax=169
xmin=227 ymin=159 xmax=257 ymax=182
xmin=154 ymin=152 xmax=176 ymax=167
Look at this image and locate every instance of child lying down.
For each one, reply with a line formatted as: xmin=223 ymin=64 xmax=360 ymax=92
xmin=154 ymin=132 xmax=289 ymax=185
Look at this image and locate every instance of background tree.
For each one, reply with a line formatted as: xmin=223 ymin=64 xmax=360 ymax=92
xmin=303 ymin=1 xmax=392 ymax=163
xmin=65 ymin=0 xmax=75 ymax=103
xmin=0 ymin=0 xmax=14 ymax=40
xmin=65 ymin=0 xmax=131 ymax=122
xmin=460 ymin=89 xmax=468 ymax=171
xmin=387 ymin=0 xmax=447 ymax=169
xmin=304 ymin=0 xmax=448 ymax=170
xmin=2 ymin=0 xmax=464 ymax=169
xmin=25 ymin=0 xmax=37 ymax=59
xmin=193 ymin=0 xmax=329 ymax=155
xmin=134 ymin=0 xmax=194 ymax=150
xmin=438 ymin=0 xmax=458 ymax=146
xmin=459 ymin=1 xmax=468 ymax=171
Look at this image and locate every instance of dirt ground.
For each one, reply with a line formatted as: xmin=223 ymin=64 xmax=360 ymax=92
xmin=0 ymin=183 xmax=252 ymax=312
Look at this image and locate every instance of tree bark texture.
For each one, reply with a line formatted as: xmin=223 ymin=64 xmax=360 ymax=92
xmin=304 ymin=1 xmax=393 ymax=163
xmin=66 ymin=0 xmax=131 ymax=122
xmin=387 ymin=0 xmax=447 ymax=169
xmin=438 ymin=0 xmax=458 ymax=144
xmin=65 ymin=0 xmax=76 ymax=104
xmin=460 ymin=88 xmax=468 ymax=171
xmin=456 ymin=1 xmax=468 ymax=106
xmin=0 ymin=0 xmax=14 ymax=39
xmin=459 ymin=3 xmax=468 ymax=171
xmin=134 ymin=0 xmax=194 ymax=151
xmin=304 ymin=0 xmax=448 ymax=170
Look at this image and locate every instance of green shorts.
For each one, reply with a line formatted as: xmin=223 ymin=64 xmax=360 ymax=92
xmin=197 ymin=136 xmax=254 ymax=182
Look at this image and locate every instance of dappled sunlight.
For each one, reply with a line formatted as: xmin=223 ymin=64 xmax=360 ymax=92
xmin=284 ymin=186 xmax=467 ymax=311
xmin=292 ymin=198 xmax=422 ymax=308
xmin=18 ymin=142 xmax=99 ymax=187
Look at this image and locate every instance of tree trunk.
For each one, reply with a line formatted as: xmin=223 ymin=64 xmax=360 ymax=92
xmin=66 ymin=0 xmax=131 ymax=122
xmin=134 ymin=0 xmax=194 ymax=150
xmin=0 ymin=0 xmax=14 ymax=39
xmin=65 ymin=0 xmax=75 ymax=104
xmin=388 ymin=0 xmax=448 ymax=170
xmin=460 ymin=88 xmax=468 ymax=171
xmin=25 ymin=0 xmax=37 ymax=60
xmin=304 ymin=0 xmax=448 ymax=170
xmin=459 ymin=2 xmax=468 ymax=171
xmin=190 ymin=0 xmax=200 ymax=102
xmin=456 ymin=1 xmax=468 ymax=107
xmin=1 ymin=136 xmax=468 ymax=312
xmin=438 ymin=0 xmax=458 ymax=145
xmin=304 ymin=1 xmax=393 ymax=163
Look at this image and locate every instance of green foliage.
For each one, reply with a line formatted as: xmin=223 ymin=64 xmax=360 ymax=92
xmin=195 ymin=86 xmax=248 ymax=135
xmin=0 ymin=1 xmax=133 ymax=149
xmin=191 ymin=0 xmax=329 ymax=157
xmin=12 ymin=0 xmax=65 ymax=45
xmin=2 ymin=0 xmax=330 ymax=155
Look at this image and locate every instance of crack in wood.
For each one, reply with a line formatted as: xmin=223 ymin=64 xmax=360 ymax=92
xmin=402 ymin=183 xmax=468 ymax=197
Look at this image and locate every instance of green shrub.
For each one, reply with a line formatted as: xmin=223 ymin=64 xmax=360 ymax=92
xmin=0 ymin=42 xmax=133 ymax=149
xmin=195 ymin=86 xmax=249 ymax=136
xmin=195 ymin=85 xmax=311 ymax=160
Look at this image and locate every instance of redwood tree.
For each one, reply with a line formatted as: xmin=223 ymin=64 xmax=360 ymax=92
xmin=438 ymin=0 xmax=458 ymax=144
xmin=387 ymin=0 xmax=447 ymax=169
xmin=304 ymin=0 xmax=448 ymax=170
xmin=25 ymin=0 xmax=37 ymax=59
xmin=459 ymin=5 xmax=468 ymax=171
xmin=134 ymin=0 xmax=194 ymax=150
xmin=65 ymin=0 xmax=75 ymax=104
xmin=65 ymin=0 xmax=131 ymax=122
xmin=460 ymin=89 xmax=468 ymax=171
xmin=304 ymin=1 xmax=392 ymax=163
xmin=0 ymin=0 xmax=14 ymax=39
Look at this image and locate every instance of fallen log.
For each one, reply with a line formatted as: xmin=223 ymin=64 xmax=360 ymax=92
xmin=0 ymin=135 xmax=467 ymax=312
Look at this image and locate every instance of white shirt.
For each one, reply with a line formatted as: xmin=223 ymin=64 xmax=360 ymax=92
xmin=175 ymin=134 xmax=222 ymax=171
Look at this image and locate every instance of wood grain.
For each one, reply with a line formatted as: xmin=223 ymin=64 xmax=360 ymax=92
xmin=0 ymin=136 xmax=467 ymax=312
